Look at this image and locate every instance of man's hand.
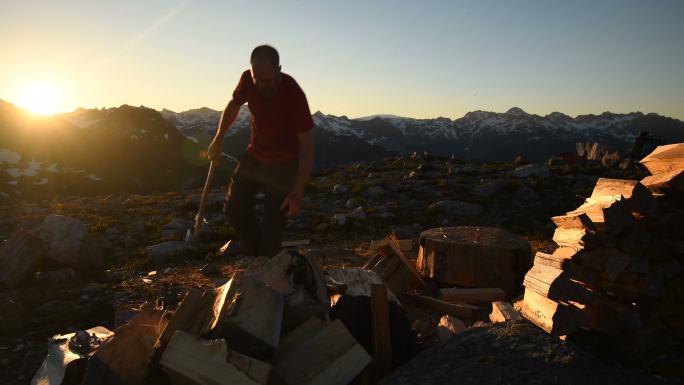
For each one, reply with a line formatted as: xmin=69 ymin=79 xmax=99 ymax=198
xmin=207 ymin=139 xmax=223 ymax=161
xmin=280 ymin=190 xmax=304 ymax=218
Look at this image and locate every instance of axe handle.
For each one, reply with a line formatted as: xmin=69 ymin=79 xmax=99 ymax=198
xmin=194 ymin=160 xmax=218 ymax=232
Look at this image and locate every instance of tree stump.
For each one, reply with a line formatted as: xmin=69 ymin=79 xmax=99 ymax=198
xmin=417 ymin=227 xmax=532 ymax=298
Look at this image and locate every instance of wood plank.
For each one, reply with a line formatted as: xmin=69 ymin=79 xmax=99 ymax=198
xmin=159 ymin=330 xmax=262 ymax=385
xmin=371 ymin=284 xmax=392 ymax=377
xmin=273 ymin=319 xmax=372 ymax=385
xmin=489 ymin=301 xmax=522 ymax=323
xmin=438 ymin=287 xmax=505 ymax=303
xmin=405 ymin=294 xmax=480 ymax=319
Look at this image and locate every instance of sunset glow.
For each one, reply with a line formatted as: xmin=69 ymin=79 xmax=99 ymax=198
xmin=15 ymin=82 xmax=61 ymax=115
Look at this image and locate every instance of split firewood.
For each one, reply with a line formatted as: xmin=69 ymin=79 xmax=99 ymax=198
xmin=523 ymin=264 xmax=593 ymax=304
xmin=245 ymin=250 xmax=329 ymax=333
xmin=326 ymin=268 xmax=400 ymax=305
xmin=567 ymin=197 xmax=635 ymax=235
xmin=91 ymin=310 xmax=167 ymax=385
xmin=371 ymin=283 xmax=392 ymax=378
xmin=160 ymin=330 xmax=278 ymax=385
xmin=367 ymin=234 xmax=425 ymax=294
xmin=639 ymin=143 xmax=684 ymax=175
xmin=273 ymin=318 xmax=372 ymax=385
xmin=641 ymin=169 xmax=684 ymax=193
xmin=489 ymin=301 xmax=522 ymax=323
xmin=521 ymin=288 xmax=590 ymax=336
xmin=436 ymin=315 xmax=466 ymax=343
xmin=589 ymin=178 xmax=657 ymax=216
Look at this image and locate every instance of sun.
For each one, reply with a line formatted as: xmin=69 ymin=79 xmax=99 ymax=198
xmin=15 ymin=82 xmax=61 ymax=115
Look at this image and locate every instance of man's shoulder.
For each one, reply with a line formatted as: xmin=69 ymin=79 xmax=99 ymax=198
xmin=281 ymin=73 xmax=304 ymax=95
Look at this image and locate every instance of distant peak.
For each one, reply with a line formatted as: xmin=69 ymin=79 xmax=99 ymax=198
xmin=506 ymin=107 xmax=528 ymax=115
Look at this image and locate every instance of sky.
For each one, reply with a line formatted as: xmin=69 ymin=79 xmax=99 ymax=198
xmin=1 ymin=0 xmax=683 ymax=119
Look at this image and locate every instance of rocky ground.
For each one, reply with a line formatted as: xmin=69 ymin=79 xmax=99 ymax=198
xmin=0 ymin=154 xmax=662 ymax=384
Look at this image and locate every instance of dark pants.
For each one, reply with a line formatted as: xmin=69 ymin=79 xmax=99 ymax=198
xmin=223 ymin=152 xmax=298 ymax=257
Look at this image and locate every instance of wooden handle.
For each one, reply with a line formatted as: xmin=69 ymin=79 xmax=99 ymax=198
xmin=194 ymin=160 xmax=218 ymax=231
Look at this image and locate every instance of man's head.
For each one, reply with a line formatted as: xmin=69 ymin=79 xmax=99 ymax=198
xmin=250 ymin=45 xmax=281 ymax=93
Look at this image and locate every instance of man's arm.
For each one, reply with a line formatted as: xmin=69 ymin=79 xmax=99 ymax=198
xmin=280 ymin=130 xmax=314 ymax=217
xmin=208 ymin=98 xmax=241 ymax=160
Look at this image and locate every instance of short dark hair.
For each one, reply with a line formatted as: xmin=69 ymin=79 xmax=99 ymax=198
xmin=250 ymin=45 xmax=279 ymax=67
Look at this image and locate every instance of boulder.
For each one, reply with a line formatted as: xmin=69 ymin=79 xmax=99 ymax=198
xmin=144 ymin=241 xmax=186 ymax=264
xmin=39 ymin=214 xmax=87 ymax=265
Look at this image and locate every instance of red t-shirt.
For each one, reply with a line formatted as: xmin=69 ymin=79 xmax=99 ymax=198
xmin=232 ymin=70 xmax=314 ymax=162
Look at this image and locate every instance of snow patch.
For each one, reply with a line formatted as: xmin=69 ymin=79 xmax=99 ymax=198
xmin=0 ymin=149 xmax=21 ymax=164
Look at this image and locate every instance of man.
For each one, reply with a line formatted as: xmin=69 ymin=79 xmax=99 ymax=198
xmin=207 ymin=45 xmax=314 ymax=257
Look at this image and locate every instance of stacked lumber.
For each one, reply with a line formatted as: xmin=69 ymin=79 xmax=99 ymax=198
xmin=522 ymin=147 xmax=684 ymax=364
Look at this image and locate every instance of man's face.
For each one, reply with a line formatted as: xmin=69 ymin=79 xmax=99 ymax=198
xmin=250 ymin=58 xmax=280 ymax=93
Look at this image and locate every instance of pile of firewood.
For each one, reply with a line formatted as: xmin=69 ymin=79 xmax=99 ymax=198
xmin=31 ymin=236 xmax=436 ymax=385
xmin=521 ymin=144 xmax=684 ymax=368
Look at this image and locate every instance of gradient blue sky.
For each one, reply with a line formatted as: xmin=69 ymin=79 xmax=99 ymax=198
xmin=1 ymin=0 xmax=683 ymax=119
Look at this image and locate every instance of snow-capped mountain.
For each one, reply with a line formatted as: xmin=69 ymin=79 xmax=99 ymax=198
xmin=163 ymin=106 xmax=684 ymax=162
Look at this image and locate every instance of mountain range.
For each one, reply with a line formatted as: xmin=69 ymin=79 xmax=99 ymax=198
xmin=2 ymin=98 xmax=684 ymax=201
xmin=162 ymin=105 xmax=684 ymax=164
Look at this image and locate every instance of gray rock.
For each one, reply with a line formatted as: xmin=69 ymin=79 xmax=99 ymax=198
xmin=509 ymin=164 xmax=550 ymax=178
xmin=470 ymin=181 xmax=504 ymax=197
xmin=187 ymin=193 xmax=225 ymax=209
xmin=39 ymin=214 xmax=87 ymax=265
xmin=144 ymin=241 xmax=186 ymax=264
xmin=345 ymin=199 xmax=357 ymax=209
xmin=362 ymin=186 xmax=385 ymax=199
xmin=315 ymin=223 xmax=330 ymax=232
xmin=514 ymin=185 xmax=540 ymax=202
xmin=104 ymin=227 xmax=120 ymax=240
xmin=127 ymin=222 xmax=146 ymax=234
xmin=331 ymin=213 xmax=347 ymax=227
xmin=427 ymin=200 xmax=484 ymax=217
xmin=161 ymin=219 xmax=194 ymax=240
xmin=35 ymin=268 xmax=78 ymax=288
xmin=333 ymin=184 xmax=349 ymax=194
xmin=348 ymin=206 xmax=366 ymax=220
xmin=392 ymin=224 xmax=422 ymax=239
xmin=372 ymin=212 xmax=395 ymax=220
